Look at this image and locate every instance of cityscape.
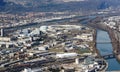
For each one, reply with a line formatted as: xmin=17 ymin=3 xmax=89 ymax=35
xmin=0 ymin=0 xmax=120 ymax=72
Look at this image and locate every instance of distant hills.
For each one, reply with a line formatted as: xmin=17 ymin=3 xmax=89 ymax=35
xmin=0 ymin=0 xmax=120 ymax=13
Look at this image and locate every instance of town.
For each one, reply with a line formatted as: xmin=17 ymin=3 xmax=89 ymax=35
xmin=0 ymin=23 xmax=107 ymax=72
xmin=1 ymin=0 xmax=120 ymax=71
xmin=0 ymin=12 xmax=83 ymax=28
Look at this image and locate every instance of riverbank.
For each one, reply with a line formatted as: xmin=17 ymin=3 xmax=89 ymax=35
xmin=92 ymin=29 xmax=101 ymax=57
xmin=96 ymin=30 xmax=120 ymax=71
xmin=88 ymin=16 xmax=120 ymax=61
xmin=89 ymin=28 xmax=108 ymax=71
xmin=87 ymin=16 xmax=120 ymax=71
xmin=95 ymin=30 xmax=109 ymax=71
xmin=101 ymin=59 xmax=108 ymax=72
xmin=107 ymin=28 xmax=120 ymax=61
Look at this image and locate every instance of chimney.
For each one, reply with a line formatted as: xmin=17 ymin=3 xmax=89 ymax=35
xmin=1 ymin=28 xmax=4 ymax=37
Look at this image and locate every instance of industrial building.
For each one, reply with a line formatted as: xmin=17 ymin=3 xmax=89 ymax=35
xmin=56 ymin=53 xmax=78 ymax=58
xmin=0 ymin=37 xmax=11 ymax=42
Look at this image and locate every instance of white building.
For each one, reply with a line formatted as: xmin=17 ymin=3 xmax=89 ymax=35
xmin=56 ymin=53 xmax=77 ymax=58
xmin=75 ymin=33 xmax=93 ymax=41
xmin=37 ymin=46 xmax=48 ymax=51
xmin=40 ymin=26 xmax=48 ymax=32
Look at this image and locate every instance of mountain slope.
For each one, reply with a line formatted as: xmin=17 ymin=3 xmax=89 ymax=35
xmin=1 ymin=0 xmax=120 ymax=13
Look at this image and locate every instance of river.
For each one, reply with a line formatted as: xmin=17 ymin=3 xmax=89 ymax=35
xmin=96 ymin=30 xmax=120 ymax=71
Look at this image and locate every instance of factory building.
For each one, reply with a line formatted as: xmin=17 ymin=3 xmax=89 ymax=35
xmin=0 ymin=42 xmax=15 ymax=48
xmin=0 ymin=37 xmax=11 ymax=42
xmin=56 ymin=53 xmax=77 ymax=58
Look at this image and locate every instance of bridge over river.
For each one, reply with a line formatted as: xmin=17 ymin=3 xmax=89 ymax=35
xmin=102 ymin=54 xmax=116 ymax=60
xmin=96 ymin=41 xmax=117 ymax=44
xmin=96 ymin=40 xmax=119 ymax=59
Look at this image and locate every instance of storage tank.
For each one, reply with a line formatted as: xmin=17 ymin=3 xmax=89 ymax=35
xmin=40 ymin=26 xmax=48 ymax=32
xmin=75 ymin=58 xmax=80 ymax=64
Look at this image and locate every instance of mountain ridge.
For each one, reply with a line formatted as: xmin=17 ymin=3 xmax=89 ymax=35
xmin=0 ymin=0 xmax=120 ymax=13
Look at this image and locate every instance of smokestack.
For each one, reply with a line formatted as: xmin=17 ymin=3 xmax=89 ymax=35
xmin=1 ymin=28 xmax=4 ymax=37
xmin=75 ymin=58 xmax=80 ymax=64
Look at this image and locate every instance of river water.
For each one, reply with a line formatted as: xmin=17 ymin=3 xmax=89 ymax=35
xmin=96 ymin=30 xmax=120 ymax=71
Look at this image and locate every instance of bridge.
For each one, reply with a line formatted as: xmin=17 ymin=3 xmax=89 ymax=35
xmin=96 ymin=41 xmax=116 ymax=44
xmin=102 ymin=54 xmax=116 ymax=59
